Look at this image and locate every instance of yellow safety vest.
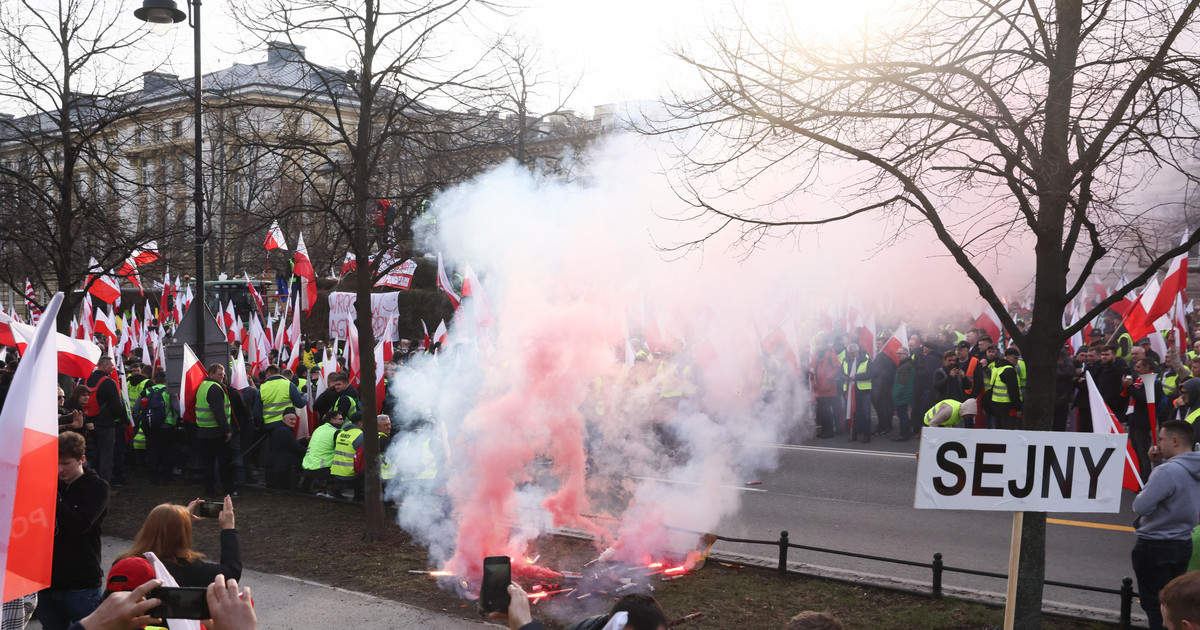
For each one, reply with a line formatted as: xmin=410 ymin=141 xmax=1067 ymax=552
xmin=844 ymin=358 xmax=871 ymax=391
xmin=131 ymin=428 xmax=146 ymax=451
xmin=1163 ymin=373 xmax=1179 ymax=396
xmin=378 ymin=433 xmax=395 ymax=480
xmin=990 ymin=364 xmax=1014 ymax=404
xmin=331 ymin=426 xmax=362 ymax=478
xmin=1016 ymin=359 xmax=1027 ymax=399
xmin=260 ymin=378 xmax=292 ymax=425
xmin=924 ymin=399 xmax=964 ymax=427
xmin=1186 ymin=407 xmax=1200 ymax=425
xmin=195 ymin=381 xmax=229 ymax=430
xmin=401 ymin=438 xmax=437 ymax=482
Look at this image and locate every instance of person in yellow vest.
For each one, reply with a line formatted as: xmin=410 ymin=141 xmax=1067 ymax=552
xmin=924 ymin=398 xmax=978 ymax=428
xmin=301 ymin=410 xmax=344 ymax=495
xmin=259 ymin=365 xmax=307 ymax=427
xmin=987 ymin=349 xmax=1023 ymax=430
xmin=330 ymin=412 xmax=364 ymax=500
xmin=196 ymin=364 xmax=237 ymax=498
xmin=842 ymin=343 xmax=873 ymax=443
xmin=135 ymin=371 xmax=179 ymax=485
xmin=377 ymin=415 xmax=395 ymax=484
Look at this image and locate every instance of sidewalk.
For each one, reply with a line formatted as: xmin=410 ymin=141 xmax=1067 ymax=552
xmin=28 ymin=537 xmax=493 ymax=630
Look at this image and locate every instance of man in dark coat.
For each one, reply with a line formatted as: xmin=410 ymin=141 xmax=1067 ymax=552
xmin=84 ymin=356 xmax=128 ymax=483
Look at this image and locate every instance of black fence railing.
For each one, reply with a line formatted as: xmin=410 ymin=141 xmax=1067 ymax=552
xmin=695 ymin=529 xmax=1138 ymax=630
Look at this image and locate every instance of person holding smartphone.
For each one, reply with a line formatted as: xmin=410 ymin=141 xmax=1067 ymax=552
xmin=113 ymin=496 xmax=241 ymax=587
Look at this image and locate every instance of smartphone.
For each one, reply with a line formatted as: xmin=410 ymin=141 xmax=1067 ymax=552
xmin=196 ymin=502 xmax=222 ymax=518
xmin=478 ymin=556 xmax=511 ymax=613
xmin=147 ymin=586 xmax=210 ymax=620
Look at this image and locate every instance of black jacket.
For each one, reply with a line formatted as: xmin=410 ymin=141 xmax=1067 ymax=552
xmin=85 ymin=370 xmax=128 ymax=427
xmin=53 ymin=468 xmax=109 ymax=589
xmin=161 ymin=529 xmax=242 ymax=587
xmin=268 ymin=422 xmax=306 ymax=473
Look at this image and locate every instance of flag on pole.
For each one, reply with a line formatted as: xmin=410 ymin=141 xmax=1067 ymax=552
xmin=229 ymin=352 xmax=250 ymax=391
xmin=294 ymin=234 xmax=316 ymax=314
xmin=0 ymin=292 xmax=64 ymax=601
xmin=285 ymin=299 xmax=302 ymax=372
xmin=264 ymin=221 xmax=288 ymax=251
xmin=1146 ymin=234 xmax=1189 ymax=324
xmin=117 ymin=257 xmax=144 ymax=295
xmin=880 ymin=322 xmax=909 ymax=364
xmin=1085 ymin=372 xmax=1143 ymax=492
xmin=435 ymin=253 xmax=461 ymax=309
xmin=341 ymin=252 xmax=356 ymax=275
xmin=85 ymin=258 xmax=122 ymax=305
xmin=23 ymin=280 xmax=39 ymax=326
xmin=179 ymin=344 xmax=207 ymax=423
xmin=132 ymin=241 xmax=161 ymax=265
xmin=93 ymin=308 xmax=118 ymax=346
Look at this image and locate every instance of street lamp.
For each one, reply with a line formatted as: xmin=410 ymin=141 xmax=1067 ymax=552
xmin=133 ymin=0 xmax=206 ymax=350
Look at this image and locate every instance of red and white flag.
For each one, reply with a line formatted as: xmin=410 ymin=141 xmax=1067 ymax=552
xmin=420 ymin=320 xmax=431 ymax=350
xmin=1174 ymin=293 xmax=1189 ymax=357
xmin=229 ymin=352 xmax=250 ymax=391
xmin=132 ymin=241 xmax=161 ymax=265
xmin=294 ymin=234 xmax=317 ymax=314
xmin=435 ymin=253 xmax=461 ymax=309
xmin=341 ymin=252 xmax=356 ymax=275
xmin=855 ymin=313 xmax=876 ymax=356
xmin=1085 ymin=372 xmax=1143 ymax=492
xmin=0 ymin=293 xmax=64 ymax=601
xmin=345 ymin=322 xmax=360 ymax=388
xmin=93 ymin=308 xmax=118 ymax=346
xmin=1120 ymin=276 xmax=1161 ymax=342
xmin=460 ymin=264 xmax=494 ymax=327
xmin=264 ymin=221 xmax=288 ymax=251
xmin=160 ymin=270 xmax=176 ymax=321
xmin=880 ymin=322 xmax=909 ymax=364
xmin=245 ymin=274 xmax=264 ymax=313
xmin=374 ymin=329 xmax=392 ymax=414
xmin=117 ymin=257 xmax=144 ymax=295
xmin=433 ymin=319 xmax=448 ymax=346
xmin=284 ymin=299 xmax=302 ymax=372
xmin=23 ymin=280 xmax=39 ymax=326
xmin=86 ymin=258 xmax=122 ymax=305
xmin=224 ymin=302 xmax=238 ymax=343
xmin=973 ymin=305 xmax=1002 ymax=344
xmin=179 ymin=344 xmax=208 ymax=423
xmin=1146 ymin=234 xmax=1189 ymax=325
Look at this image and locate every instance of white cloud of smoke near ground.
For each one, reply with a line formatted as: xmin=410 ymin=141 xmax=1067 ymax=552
xmin=381 ymin=131 xmax=1031 ymax=585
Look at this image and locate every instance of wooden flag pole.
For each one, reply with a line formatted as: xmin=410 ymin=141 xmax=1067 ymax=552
xmin=1003 ymin=510 xmax=1024 ymax=630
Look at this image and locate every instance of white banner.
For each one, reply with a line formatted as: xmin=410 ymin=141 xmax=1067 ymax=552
xmin=914 ymin=428 xmax=1127 ymax=513
xmin=327 ymin=292 xmax=400 ymax=341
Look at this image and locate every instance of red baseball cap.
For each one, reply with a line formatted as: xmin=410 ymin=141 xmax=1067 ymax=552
xmin=106 ymin=557 xmax=156 ymax=592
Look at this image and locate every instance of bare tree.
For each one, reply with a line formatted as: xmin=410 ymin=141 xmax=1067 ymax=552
xmin=229 ymin=0 xmax=500 ymax=541
xmin=650 ymin=1 xmax=1200 ymax=626
xmin=0 ymin=0 xmax=185 ymax=327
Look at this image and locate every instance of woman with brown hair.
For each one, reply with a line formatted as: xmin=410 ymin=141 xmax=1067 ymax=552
xmin=115 ymin=495 xmax=241 ymax=586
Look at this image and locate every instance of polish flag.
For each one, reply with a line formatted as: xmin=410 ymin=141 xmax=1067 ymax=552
xmin=23 ymin=280 xmax=39 ymax=326
xmin=93 ymin=308 xmax=118 ymax=346
xmin=1065 ymin=305 xmax=1084 ymax=356
xmin=284 ymin=299 xmax=302 ymax=372
xmin=880 ymin=322 xmax=909 ymax=364
xmin=247 ymin=316 xmax=270 ymax=376
xmin=341 ymin=252 xmax=356 ymax=275
xmin=973 ymin=305 xmax=1002 ymax=344
xmin=0 ymin=312 xmax=99 ymax=379
xmin=117 ymin=257 xmax=144 ymax=295
xmin=1110 ymin=275 xmax=1136 ymax=318
xmin=345 ymin=323 xmax=360 ymax=388
xmin=224 ymin=303 xmax=238 ymax=343
xmin=460 ymin=264 xmax=494 ymax=327
xmin=160 ymin=270 xmax=175 ymax=320
xmin=433 ymin=319 xmax=448 ymax=345
xmin=245 ymin=274 xmax=264 ymax=313
xmin=132 ymin=241 xmax=161 ymax=265
xmin=179 ymin=344 xmax=208 ymax=423
xmin=182 ymin=283 xmax=194 ymax=313
xmin=1085 ymin=372 xmax=1143 ymax=492
xmin=435 ymin=253 xmax=461 ymax=309
xmin=1120 ymin=276 xmax=1161 ymax=342
xmin=856 ymin=313 xmax=876 ymax=356
xmin=374 ymin=336 xmax=389 ymax=414
xmin=86 ymin=258 xmax=122 ymax=305
xmin=78 ymin=299 xmax=93 ymax=341
xmin=1174 ymin=293 xmax=1189 ymax=356
xmin=0 ymin=292 xmax=64 ymax=601
xmin=294 ymin=234 xmax=317 ymax=314
xmin=264 ymin=221 xmax=288 ymax=251
xmin=1146 ymin=234 xmax=1189 ymax=325
xmin=420 ymin=320 xmax=431 ymax=350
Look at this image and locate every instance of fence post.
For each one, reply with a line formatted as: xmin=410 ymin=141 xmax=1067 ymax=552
xmin=777 ymin=531 xmax=789 ymax=576
xmin=1120 ymin=577 xmax=1133 ymax=630
xmin=931 ymin=553 xmax=943 ymax=599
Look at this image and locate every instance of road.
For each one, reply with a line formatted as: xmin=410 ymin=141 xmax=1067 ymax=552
xmin=647 ymin=434 xmax=1145 ymax=623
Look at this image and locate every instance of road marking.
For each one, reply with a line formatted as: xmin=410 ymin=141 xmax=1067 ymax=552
xmin=1047 ymin=518 xmax=1134 ymax=533
xmin=745 ymin=442 xmax=917 ymax=460
xmin=633 ymin=476 xmax=767 ymax=492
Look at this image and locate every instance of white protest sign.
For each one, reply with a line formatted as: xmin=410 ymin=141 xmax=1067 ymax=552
xmin=914 ymin=428 xmax=1127 ymax=513
xmin=327 ymin=292 xmax=400 ymax=341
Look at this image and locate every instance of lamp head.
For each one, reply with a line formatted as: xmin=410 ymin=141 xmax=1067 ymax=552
xmin=133 ymin=0 xmax=186 ymax=29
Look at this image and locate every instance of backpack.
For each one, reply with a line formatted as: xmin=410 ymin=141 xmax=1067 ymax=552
xmin=143 ymin=385 xmax=169 ymax=429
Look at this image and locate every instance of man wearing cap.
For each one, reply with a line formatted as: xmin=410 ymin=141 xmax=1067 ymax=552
xmin=924 ymin=398 xmax=978 ymax=428
xmin=987 ymin=348 xmax=1023 ymax=429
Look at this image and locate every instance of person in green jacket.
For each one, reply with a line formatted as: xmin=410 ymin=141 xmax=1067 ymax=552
xmin=301 ymin=410 xmax=344 ymax=495
xmin=891 ymin=347 xmax=916 ymax=441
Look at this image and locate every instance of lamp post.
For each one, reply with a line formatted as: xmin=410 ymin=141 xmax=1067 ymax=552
xmin=134 ymin=0 xmax=205 ymax=350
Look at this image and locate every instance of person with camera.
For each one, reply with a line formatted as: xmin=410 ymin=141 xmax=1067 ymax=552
xmin=114 ymin=496 xmax=241 ymax=587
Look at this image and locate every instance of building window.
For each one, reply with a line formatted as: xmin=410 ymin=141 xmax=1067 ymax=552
xmin=173 ymin=121 xmax=183 ymax=137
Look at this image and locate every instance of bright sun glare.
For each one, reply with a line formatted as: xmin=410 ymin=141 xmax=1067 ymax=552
xmin=775 ymin=0 xmax=906 ymax=46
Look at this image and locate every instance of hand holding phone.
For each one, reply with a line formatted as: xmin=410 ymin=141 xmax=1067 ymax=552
xmin=479 ymin=556 xmax=511 ymax=614
xmin=195 ymin=501 xmax=223 ymax=519
xmin=148 ymin=586 xmax=211 ymax=620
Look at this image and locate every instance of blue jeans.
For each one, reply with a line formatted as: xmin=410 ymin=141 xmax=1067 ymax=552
xmin=35 ymin=587 xmax=101 ymax=630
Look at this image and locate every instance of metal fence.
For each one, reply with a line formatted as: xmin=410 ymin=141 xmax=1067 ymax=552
xmin=701 ymin=529 xmax=1138 ymax=630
